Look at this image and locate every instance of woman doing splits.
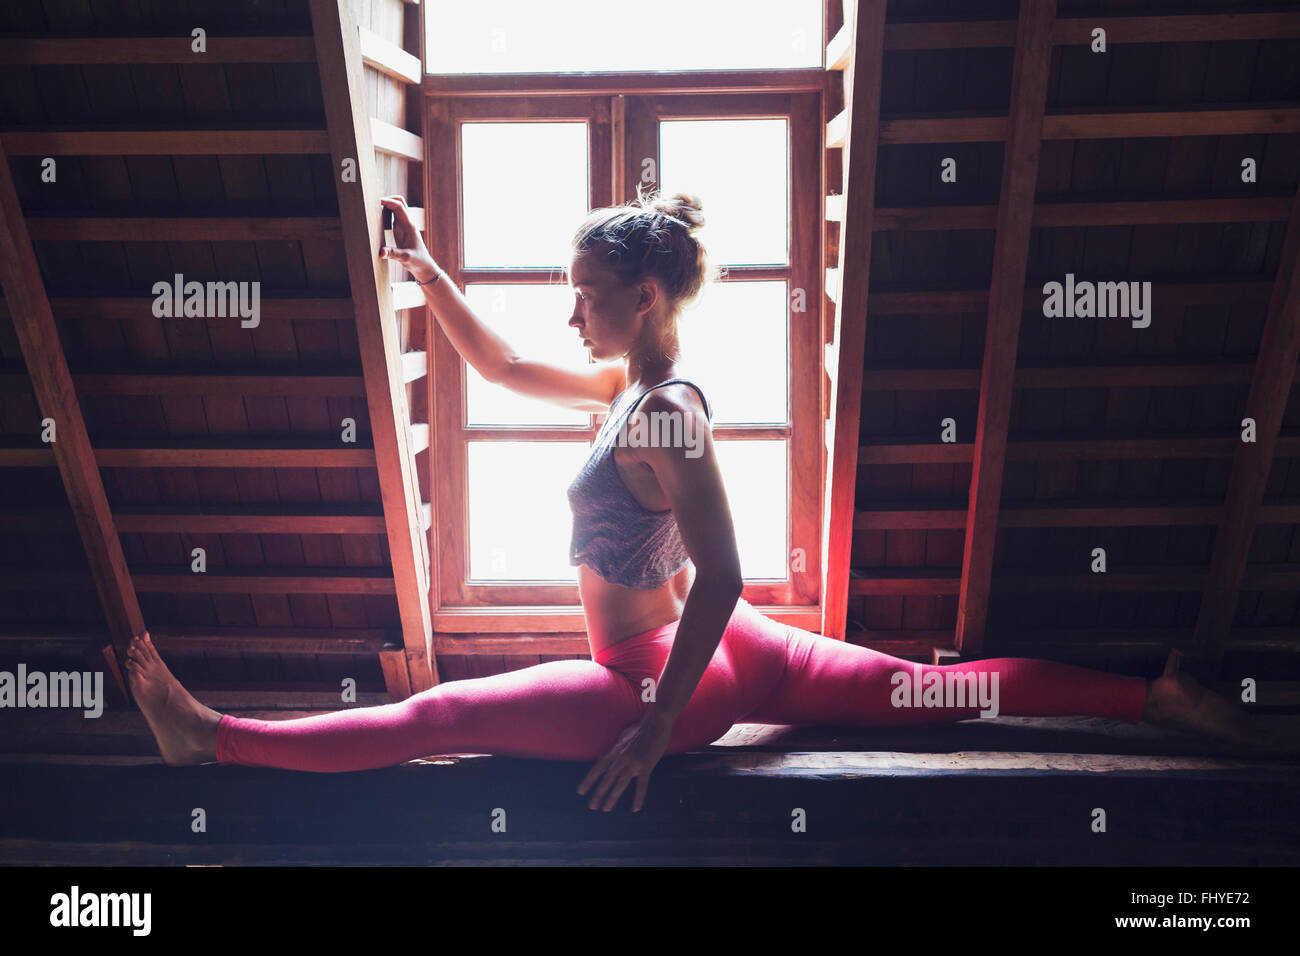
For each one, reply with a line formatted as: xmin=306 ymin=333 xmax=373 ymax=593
xmin=126 ymin=187 xmax=1273 ymax=812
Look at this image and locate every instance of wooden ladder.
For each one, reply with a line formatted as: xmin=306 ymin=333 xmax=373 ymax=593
xmin=821 ymin=0 xmax=887 ymax=641
xmin=310 ymin=0 xmax=438 ymax=695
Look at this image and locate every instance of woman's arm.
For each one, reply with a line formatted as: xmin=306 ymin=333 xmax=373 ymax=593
xmin=578 ymin=386 xmax=744 ymax=811
xmin=379 ymin=196 xmax=624 ymax=411
xmin=631 ymin=389 xmax=744 ymax=723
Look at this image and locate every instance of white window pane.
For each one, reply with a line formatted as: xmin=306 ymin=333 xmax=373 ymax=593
xmin=427 ymin=0 xmax=822 ymax=74
xmin=715 ymin=440 xmax=787 ymax=580
xmin=464 ymin=284 xmax=589 ymax=427
xmin=660 ymin=119 xmax=789 ymax=267
xmin=678 ymin=280 xmax=788 ymax=426
xmin=462 ymin=122 xmax=588 ymax=268
xmin=468 ymin=442 xmax=590 ymax=581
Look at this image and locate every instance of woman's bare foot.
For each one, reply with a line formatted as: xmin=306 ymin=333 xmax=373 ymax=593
xmin=1142 ymin=649 xmax=1277 ymax=751
xmin=125 ymin=631 xmax=223 ymax=766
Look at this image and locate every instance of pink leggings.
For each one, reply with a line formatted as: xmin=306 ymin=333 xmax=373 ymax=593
xmin=215 ymin=598 xmax=1150 ymax=772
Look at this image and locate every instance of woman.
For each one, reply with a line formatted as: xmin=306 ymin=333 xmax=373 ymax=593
xmin=126 ymin=187 xmax=1274 ymax=812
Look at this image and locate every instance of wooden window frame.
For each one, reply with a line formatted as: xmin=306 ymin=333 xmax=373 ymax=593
xmin=423 ymin=84 xmax=824 ymax=630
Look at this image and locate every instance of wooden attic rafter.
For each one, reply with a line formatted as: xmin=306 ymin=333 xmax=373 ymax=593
xmin=0 ymin=137 xmax=140 ymax=698
xmin=309 ymin=0 xmax=438 ymax=692
xmin=954 ymin=0 xmax=1057 ymax=657
xmin=820 ymin=0 xmax=887 ymax=642
xmin=1193 ymin=186 xmax=1300 ymax=667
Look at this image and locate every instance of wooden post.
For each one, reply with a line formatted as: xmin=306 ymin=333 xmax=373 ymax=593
xmin=0 ymin=138 xmax=146 ymax=697
xmin=1192 ymin=187 xmax=1300 ymax=668
xmin=820 ymin=0 xmax=887 ymax=641
xmin=954 ymin=0 xmax=1056 ymax=657
xmin=309 ymin=0 xmax=438 ymax=690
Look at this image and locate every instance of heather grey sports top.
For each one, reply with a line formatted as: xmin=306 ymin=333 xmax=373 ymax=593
xmin=567 ymin=378 xmax=713 ymax=589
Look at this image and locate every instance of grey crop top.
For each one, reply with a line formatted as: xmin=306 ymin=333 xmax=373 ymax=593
xmin=567 ymin=378 xmax=713 ymax=589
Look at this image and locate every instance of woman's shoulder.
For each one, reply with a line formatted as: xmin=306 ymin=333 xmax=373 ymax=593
xmin=636 ymin=378 xmax=710 ymax=421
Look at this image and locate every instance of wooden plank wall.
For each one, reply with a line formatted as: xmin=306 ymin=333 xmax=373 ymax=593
xmin=827 ymin=0 xmax=1300 ymax=680
xmin=0 ymin=0 xmax=429 ymax=707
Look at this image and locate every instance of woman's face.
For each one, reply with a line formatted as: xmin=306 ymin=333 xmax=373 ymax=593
xmin=566 ymin=253 xmax=655 ymax=362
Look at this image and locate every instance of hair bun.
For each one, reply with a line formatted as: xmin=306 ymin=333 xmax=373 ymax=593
xmin=653 ymin=192 xmax=706 ymax=233
xmin=572 ymin=184 xmax=723 ymax=311
xmin=635 ymin=182 xmax=705 ymax=233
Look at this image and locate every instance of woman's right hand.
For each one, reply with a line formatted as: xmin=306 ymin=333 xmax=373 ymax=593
xmin=379 ymin=195 xmax=439 ymax=283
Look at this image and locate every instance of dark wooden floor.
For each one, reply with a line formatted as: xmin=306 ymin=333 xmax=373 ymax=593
xmin=3 ymin=716 xmax=1298 ymax=865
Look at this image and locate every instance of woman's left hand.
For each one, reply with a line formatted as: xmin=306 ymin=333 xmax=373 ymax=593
xmin=577 ymin=713 xmax=675 ymax=812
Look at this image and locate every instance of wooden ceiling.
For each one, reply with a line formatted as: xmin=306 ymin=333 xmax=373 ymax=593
xmin=0 ymin=0 xmax=443 ymax=725
xmin=1 ymin=0 xmax=1299 ymax=758
xmin=824 ymin=0 xmax=1300 ymax=683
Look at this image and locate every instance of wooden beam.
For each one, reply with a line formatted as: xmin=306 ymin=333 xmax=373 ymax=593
xmin=826 ymin=24 xmax=851 ymax=71
xmin=0 ymin=36 xmax=316 ymax=63
xmin=0 ymin=627 xmax=395 ymax=656
xmin=0 ymin=138 xmax=145 ymax=686
xmin=400 ymin=350 xmax=427 ymax=383
xmin=154 ymin=628 xmax=393 ymax=654
xmin=431 ymin=603 xmax=822 ymax=636
xmin=877 ymin=13 xmax=1300 ymax=50
xmin=2 ymin=130 xmax=331 ymax=155
xmin=855 ymin=502 xmax=1300 ymax=530
xmin=955 ymin=0 xmax=1056 ymax=657
xmin=851 ymin=565 xmax=1300 ymax=596
xmin=424 ymin=69 xmax=821 ymax=98
xmin=434 ymin=632 xmax=591 ymax=655
xmin=867 ymin=280 xmax=1273 ymax=314
xmin=860 ymin=361 xmax=1263 ymax=391
xmin=359 ymin=27 xmax=422 ymax=84
xmin=859 ymin=197 xmax=1292 ymax=230
xmin=821 ymin=0 xmax=887 ymax=642
xmin=825 ymin=110 xmax=848 ymax=149
xmin=369 ymin=118 xmax=423 ymax=161
xmin=433 ymin=607 xmax=589 ymax=632
xmin=390 ymin=280 xmax=425 ymax=310
xmin=1051 ymin=13 xmax=1300 ymax=46
xmin=1042 ymin=107 xmax=1300 ymax=141
xmin=112 ymin=509 xmax=387 ymax=534
xmin=870 ymin=107 xmax=1300 ymax=144
xmin=98 ymin=643 xmax=128 ymax=704
xmin=191 ymin=687 xmax=390 ymax=709
xmin=0 ymin=445 xmax=379 ymax=468
xmin=961 ymin=627 xmax=1300 ymax=655
xmin=310 ymin=0 xmax=437 ymax=690
xmin=132 ymin=570 xmax=396 ymax=594
xmin=0 ymin=295 xmax=354 ymax=322
xmin=1034 ymin=197 xmax=1292 ymax=228
xmin=379 ymin=648 xmax=413 ymax=701
xmin=859 ymin=435 xmax=1300 ymax=465
xmin=92 ymin=444 xmax=376 ymax=468
xmin=1194 ymin=187 xmax=1300 ymax=664
xmin=409 ymin=422 xmax=430 ymax=454
xmin=25 ymin=217 xmax=341 ymax=241
xmin=856 ymin=505 xmax=1223 ymax=530
xmin=1 ymin=372 xmax=367 ymax=397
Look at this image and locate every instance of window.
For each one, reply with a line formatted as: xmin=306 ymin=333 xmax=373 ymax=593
xmin=421 ymin=38 xmax=824 ymax=623
xmin=425 ymin=0 xmax=824 ymax=75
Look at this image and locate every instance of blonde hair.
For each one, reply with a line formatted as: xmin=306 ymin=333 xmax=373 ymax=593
xmin=570 ymin=183 xmax=725 ymax=313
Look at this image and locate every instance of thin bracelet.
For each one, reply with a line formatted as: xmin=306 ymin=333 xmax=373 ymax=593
xmin=418 ymin=270 xmax=443 ymax=287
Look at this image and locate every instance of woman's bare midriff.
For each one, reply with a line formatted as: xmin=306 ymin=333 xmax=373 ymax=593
xmin=579 ymin=561 xmax=695 ymax=657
